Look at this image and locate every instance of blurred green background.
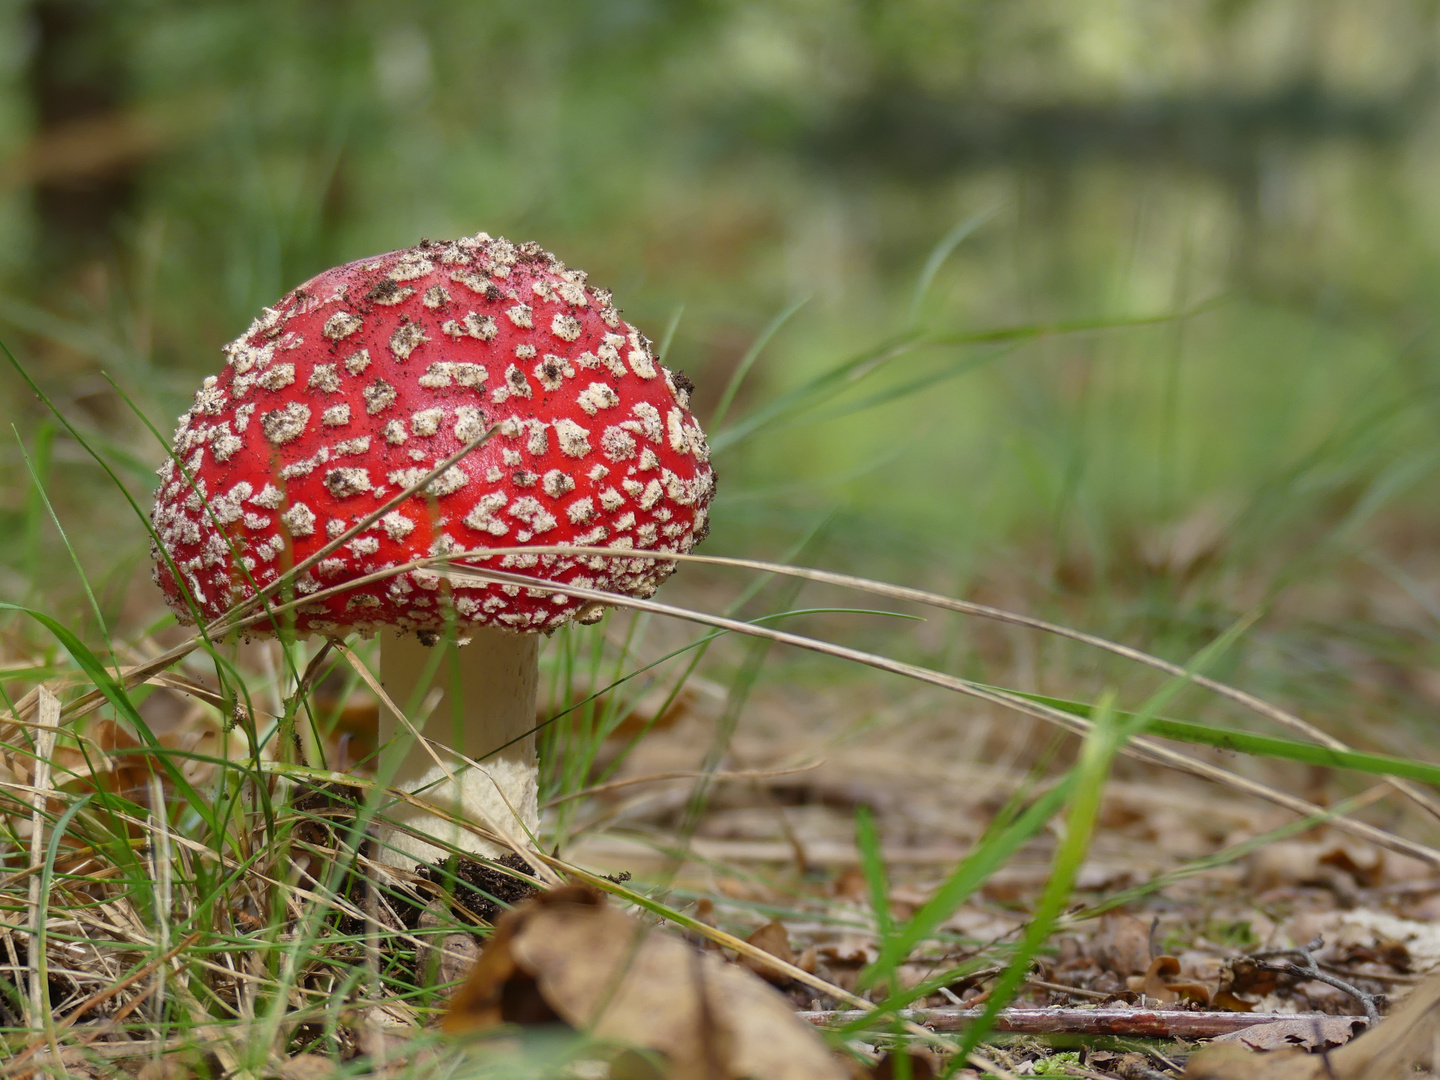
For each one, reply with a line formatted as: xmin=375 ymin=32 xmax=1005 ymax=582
xmin=0 ymin=1 xmax=1437 ymax=745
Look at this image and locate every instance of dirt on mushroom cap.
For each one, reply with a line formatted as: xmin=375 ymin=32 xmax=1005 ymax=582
xmin=149 ymin=232 xmax=715 ymax=638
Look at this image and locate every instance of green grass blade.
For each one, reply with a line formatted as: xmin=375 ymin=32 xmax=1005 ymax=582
xmin=711 ymin=331 xmax=925 ymax=453
xmin=713 ymin=303 xmax=1219 ymax=455
xmin=956 ymin=694 xmax=1122 ymax=1060
xmin=858 ymin=777 xmax=1075 ymax=995
xmin=32 ymin=792 xmax=95 ymax=1031
xmin=14 ymin=428 xmax=121 ymax=680
xmin=906 ymin=207 xmax=998 ymax=326
xmin=855 ymin=805 xmax=895 ymax=956
xmin=797 ymin=343 xmax=1017 ymax=428
xmin=998 ymin=687 xmax=1440 ymax=787
xmin=657 ymin=303 xmax=685 ymax=362
xmin=0 ymin=602 xmax=218 ymax=834
xmin=710 ymin=295 xmax=810 ymax=430
xmin=19 ymin=421 xmax=55 ymax=607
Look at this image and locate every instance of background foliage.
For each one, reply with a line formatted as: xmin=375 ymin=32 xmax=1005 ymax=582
xmin=0 ymin=0 xmax=1438 ymax=753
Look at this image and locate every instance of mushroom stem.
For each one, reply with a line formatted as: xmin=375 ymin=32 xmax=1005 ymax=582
xmin=377 ymin=627 xmax=540 ymax=866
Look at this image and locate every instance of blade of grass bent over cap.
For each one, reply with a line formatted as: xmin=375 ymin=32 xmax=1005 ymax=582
xmin=489 ymin=545 xmax=1440 ymax=823
xmin=10 ymin=426 xmax=503 ymax=741
xmin=413 ymin=556 xmax=1440 ymax=868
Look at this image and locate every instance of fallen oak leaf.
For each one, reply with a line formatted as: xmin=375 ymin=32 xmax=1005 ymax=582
xmin=445 ymin=885 xmax=847 ymax=1080
xmin=1217 ymin=955 xmax=1279 ymax=999
xmin=1210 ymin=1015 xmax=1367 ymax=1052
xmin=1184 ymin=967 xmax=1440 ymax=1078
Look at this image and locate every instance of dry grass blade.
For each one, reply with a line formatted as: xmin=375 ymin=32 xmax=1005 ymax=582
xmin=207 ymin=549 xmax=1440 ymax=864
xmin=21 ymin=537 xmax=1413 ymax=847
xmin=330 ymin=640 xmax=456 ymax=787
xmin=2 ymin=428 xmax=507 ymax=735
xmin=218 ymin=425 xmax=500 ymax=625
xmin=233 ymin=540 xmax=1440 ymax=837
xmin=25 ymin=688 xmax=59 ymax=1035
xmin=481 ymin=546 xmax=1440 ymax=822
xmin=428 ymin=559 xmax=1440 ymax=868
xmin=2 ymin=932 xmax=205 ymax=1075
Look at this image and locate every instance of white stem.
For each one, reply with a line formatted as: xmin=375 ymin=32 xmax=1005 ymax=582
xmin=377 ymin=627 xmax=540 ymax=866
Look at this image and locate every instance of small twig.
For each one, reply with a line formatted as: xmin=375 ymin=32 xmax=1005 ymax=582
xmin=799 ymin=1006 xmax=1364 ymax=1039
xmin=1026 ymin=976 xmax=1112 ymax=1001
xmin=1248 ymin=937 xmax=1384 ymax=1022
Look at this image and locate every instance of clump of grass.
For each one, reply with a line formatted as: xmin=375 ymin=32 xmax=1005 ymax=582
xmin=0 ymin=257 xmax=1437 ymax=1079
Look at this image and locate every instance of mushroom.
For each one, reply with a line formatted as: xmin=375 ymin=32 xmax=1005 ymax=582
xmin=149 ymin=232 xmax=715 ymax=866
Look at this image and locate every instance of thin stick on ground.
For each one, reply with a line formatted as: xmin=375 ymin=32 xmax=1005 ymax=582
xmin=1249 ymin=939 xmax=1384 ymax=1022
xmin=797 ymin=1006 xmax=1369 ymax=1039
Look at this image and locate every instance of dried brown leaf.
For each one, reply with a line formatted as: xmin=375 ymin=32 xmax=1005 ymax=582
xmin=1181 ymin=1044 xmax=1321 ymax=1080
xmin=1210 ymin=1015 xmax=1367 ymax=1052
xmin=1128 ymin=956 xmax=1211 ymax=1005
xmin=446 ymin=886 xmax=847 ymax=1080
xmin=743 ymin=921 xmax=796 ymax=986
xmin=1184 ymin=969 xmax=1440 ymax=1079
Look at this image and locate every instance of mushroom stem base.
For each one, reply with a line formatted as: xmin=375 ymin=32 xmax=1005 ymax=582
xmin=377 ymin=627 xmax=539 ymax=867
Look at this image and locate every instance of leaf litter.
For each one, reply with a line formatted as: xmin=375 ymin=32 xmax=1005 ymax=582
xmin=3 ymin=562 xmax=1440 ymax=1077
xmin=444 ymin=884 xmax=847 ymax=1080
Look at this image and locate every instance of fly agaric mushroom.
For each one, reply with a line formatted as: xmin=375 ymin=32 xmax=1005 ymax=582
xmin=149 ymin=232 xmax=714 ymax=866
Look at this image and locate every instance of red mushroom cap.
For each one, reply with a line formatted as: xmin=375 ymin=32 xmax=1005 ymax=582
xmin=150 ymin=233 xmax=714 ymax=637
